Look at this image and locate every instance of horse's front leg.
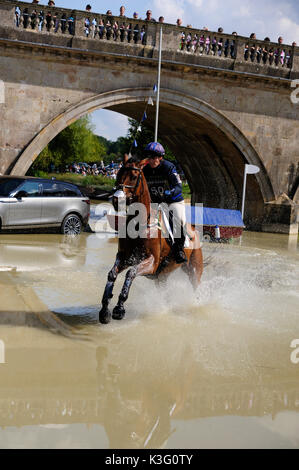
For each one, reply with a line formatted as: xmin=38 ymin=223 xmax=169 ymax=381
xmin=112 ymin=255 xmax=156 ymax=320
xmin=99 ymin=255 xmax=124 ymax=324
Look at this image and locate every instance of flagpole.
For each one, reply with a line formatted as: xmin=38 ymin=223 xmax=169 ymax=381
xmin=241 ymin=166 xmax=247 ymax=220
xmin=154 ymin=25 xmax=163 ymax=142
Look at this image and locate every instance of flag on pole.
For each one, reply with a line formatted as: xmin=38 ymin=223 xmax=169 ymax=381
xmin=245 ymin=164 xmax=260 ymax=175
xmin=141 ymin=112 xmax=147 ymax=122
xmin=148 ymin=97 xmax=154 ymax=106
xmin=133 ymin=140 xmax=138 ymax=147
xmin=153 ymin=84 xmax=157 ymax=93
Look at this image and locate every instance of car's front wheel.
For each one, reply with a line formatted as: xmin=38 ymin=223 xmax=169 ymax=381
xmin=61 ymin=214 xmax=82 ymax=235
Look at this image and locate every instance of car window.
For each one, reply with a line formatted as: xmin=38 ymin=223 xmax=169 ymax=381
xmin=16 ymin=181 xmax=41 ymax=197
xmin=0 ymin=178 xmax=23 ymax=197
xmin=42 ymin=181 xmax=79 ymax=197
xmin=42 ymin=181 xmax=63 ymax=197
xmin=60 ymin=184 xmax=80 ymax=197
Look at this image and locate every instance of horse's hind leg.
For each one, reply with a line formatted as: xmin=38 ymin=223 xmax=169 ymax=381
xmin=99 ymin=255 xmax=124 ymax=324
xmin=187 ymin=248 xmax=203 ymax=291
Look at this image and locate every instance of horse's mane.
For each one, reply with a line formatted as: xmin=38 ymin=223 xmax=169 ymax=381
xmin=127 ymin=156 xmax=140 ymax=164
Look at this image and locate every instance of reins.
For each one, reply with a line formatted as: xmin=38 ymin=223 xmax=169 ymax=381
xmin=116 ymin=166 xmax=144 ymax=199
xmin=116 ymin=166 xmax=150 ymax=224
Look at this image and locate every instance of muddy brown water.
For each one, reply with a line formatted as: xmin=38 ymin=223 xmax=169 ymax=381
xmin=0 ymin=214 xmax=298 ymax=448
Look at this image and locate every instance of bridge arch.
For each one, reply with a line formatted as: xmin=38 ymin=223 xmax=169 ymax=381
xmin=11 ymin=88 xmax=275 ymax=223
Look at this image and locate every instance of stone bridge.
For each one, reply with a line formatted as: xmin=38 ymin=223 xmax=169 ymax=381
xmin=0 ymin=0 xmax=298 ymax=232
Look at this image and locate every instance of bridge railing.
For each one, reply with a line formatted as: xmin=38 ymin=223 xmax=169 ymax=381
xmin=172 ymin=28 xmax=295 ymax=69
xmin=80 ymin=14 xmax=151 ymax=46
xmin=14 ymin=4 xmax=75 ymax=35
xmin=7 ymin=0 xmax=153 ymax=46
xmin=1 ymin=0 xmax=298 ymax=76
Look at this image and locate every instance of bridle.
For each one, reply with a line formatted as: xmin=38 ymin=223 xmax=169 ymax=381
xmin=113 ymin=165 xmax=152 ymax=226
xmin=115 ymin=166 xmax=144 ymax=199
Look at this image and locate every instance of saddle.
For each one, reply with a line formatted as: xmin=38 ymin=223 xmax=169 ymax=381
xmin=147 ymin=205 xmax=191 ymax=249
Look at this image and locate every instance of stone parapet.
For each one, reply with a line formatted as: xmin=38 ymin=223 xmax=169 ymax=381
xmin=1 ymin=0 xmax=298 ymax=79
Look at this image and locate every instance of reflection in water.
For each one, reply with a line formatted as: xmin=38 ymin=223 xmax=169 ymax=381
xmin=97 ymin=343 xmax=194 ymax=449
xmin=0 ymin=229 xmax=298 ymax=448
xmin=0 ymin=320 xmax=299 ymax=448
xmin=0 ymin=234 xmax=87 ymax=272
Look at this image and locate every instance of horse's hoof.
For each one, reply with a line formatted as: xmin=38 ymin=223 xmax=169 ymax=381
xmin=99 ymin=308 xmax=112 ymax=324
xmin=112 ymin=305 xmax=125 ymax=320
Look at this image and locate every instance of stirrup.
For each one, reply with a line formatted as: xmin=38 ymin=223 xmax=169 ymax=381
xmin=174 ymin=250 xmax=187 ymax=264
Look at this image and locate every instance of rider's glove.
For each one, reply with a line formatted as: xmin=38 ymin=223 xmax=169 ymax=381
xmin=164 ymin=189 xmax=174 ymax=202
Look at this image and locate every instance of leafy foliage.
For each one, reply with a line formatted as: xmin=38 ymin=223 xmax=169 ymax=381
xmin=96 ymin=136 xmax=128 ymax=165
xmin=28 ymin=115 xmax=189 ymax=195
xmin=126 ymin=119 xmax=176 ymax=162
xmin=96 ymin=119 xmax=176 ymax=163
xmin=30 ymin=115 xmax=106 ymax=173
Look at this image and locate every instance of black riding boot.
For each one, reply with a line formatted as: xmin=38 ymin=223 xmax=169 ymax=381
xmin=172 ymin=235 xmax=187 ymax=264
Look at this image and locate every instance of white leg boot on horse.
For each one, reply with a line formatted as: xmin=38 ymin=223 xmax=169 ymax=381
xmin=99 ymin=255 xmax=125 ymax=324
xmin=112 ymin=254 xmax=156 ymax=321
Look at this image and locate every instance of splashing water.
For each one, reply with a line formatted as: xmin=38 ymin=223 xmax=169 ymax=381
xmin=0 ymin=230 xmax=298 ymax=449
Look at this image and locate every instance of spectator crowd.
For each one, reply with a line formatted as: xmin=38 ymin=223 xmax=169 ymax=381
xmin=64 ymin=161 xmax=122 ymax=179
xmin=15 ymin=1 xmax=297 ymax=49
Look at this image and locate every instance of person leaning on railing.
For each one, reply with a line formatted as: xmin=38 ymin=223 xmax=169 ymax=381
xmin=145 ymin=10 xmax=156 ymax=22
xmin=275 ymin=36 xmax=285 ymax=65
xmin=98 ymin=18 xmax=105 ymax=38
xmin=119 ymin=5 xmax=126 ymax=17
xmin=244 ymin=32 xmax=255 ymax=61
xmin=15 ymin=6 xmax=20 ymax=27
xmin=230 ymin=31 xmax=237 ymax=58
xmin=105 ymin=10 xmax=113 ymax=40
xmin=261 ymin=37 xmax=270 ymax=64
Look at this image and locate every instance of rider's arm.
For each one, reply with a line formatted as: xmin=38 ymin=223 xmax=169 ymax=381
xmin=165 ymin=166 xmax=183 ymax=202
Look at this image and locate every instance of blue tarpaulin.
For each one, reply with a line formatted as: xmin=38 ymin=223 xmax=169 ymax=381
xmin=185 ymin=206 xmax=244 ymax=227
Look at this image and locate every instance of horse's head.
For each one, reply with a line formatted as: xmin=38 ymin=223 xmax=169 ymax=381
xmin=112 ymin=154 xmax=148 ymax=212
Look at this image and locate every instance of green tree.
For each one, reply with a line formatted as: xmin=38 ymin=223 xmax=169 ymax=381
xmin=98 ymin=119 xmax=176 ymax=161
xmin=126 ymin=119 xmax=176 ymax=161
xmin=96 ymin=136 xmax=128 ymax=164
xmin=31 ymin=115 xmax=106 ymax=172
xmin=109 ymin=136 xmax=130 ymax=156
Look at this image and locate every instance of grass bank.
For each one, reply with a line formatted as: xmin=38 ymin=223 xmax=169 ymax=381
xmin=33 ymin=171 xmax=115 ymax=193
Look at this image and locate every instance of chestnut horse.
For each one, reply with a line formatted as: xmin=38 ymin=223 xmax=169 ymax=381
xmin=99 ymin=156 xmax=203 ymax=324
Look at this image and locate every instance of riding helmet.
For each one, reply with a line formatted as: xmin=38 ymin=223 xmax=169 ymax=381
xmin=144 ymin=142 xmax=165 ymax=156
